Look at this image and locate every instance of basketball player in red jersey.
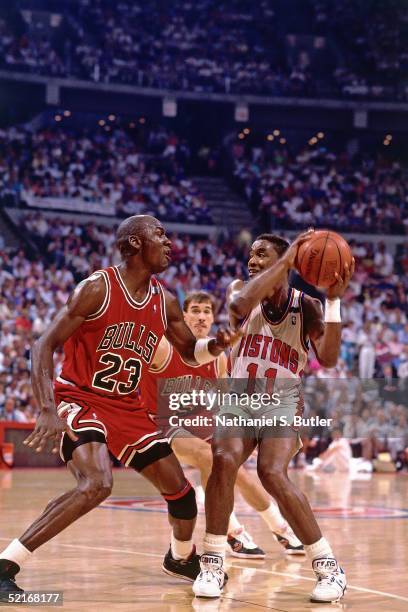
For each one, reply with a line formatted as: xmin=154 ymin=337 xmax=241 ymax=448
xmin=0 ymin=215 xmax=236 ymax=598
xmin=193 ymin=231 xmax=355 ymax=603
xmin=144 ymin=291 xmax=305 ymax=560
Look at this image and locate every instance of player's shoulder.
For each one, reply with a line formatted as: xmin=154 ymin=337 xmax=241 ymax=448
xmin=68 ymin=271 xmax=108 ymax=315
xmin=161 ymin=287 xmax=180 ymax=319
xmin=77 ymin=271 xmax=107 ymax=297
xmin=162 ymin=286 xmax=177 ymax=303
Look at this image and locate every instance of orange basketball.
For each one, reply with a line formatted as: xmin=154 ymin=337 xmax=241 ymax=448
xmin=296 ymin=230 xmax=352 ymax=288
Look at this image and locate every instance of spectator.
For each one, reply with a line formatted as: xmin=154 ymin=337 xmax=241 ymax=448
xmin=357 ymin=322 xmax=376 ymax=379
xmin=308 ymin=427 xmax=352 ymax=473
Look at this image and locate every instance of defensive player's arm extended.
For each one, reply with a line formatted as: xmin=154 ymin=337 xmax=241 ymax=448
xmin=26 ymin=274 xmax=106 ymax=452
xmin=163 ymin=289 xmax=236 ymax=365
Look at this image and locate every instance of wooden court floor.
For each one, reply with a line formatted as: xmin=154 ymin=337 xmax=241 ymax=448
xmin=1 ymin=467 xmax=408 ymax=611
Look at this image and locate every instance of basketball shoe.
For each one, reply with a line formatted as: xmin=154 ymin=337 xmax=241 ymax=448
xmin=272 ymin=525 xmax=305 ymax=555
xmin=192 ymin=554 xmax=227 ymax=598
xmin=0 ymin=561 xmax=24 ymax=602
xmin=227 ymin=527 xmax=265 ymax=559
xmin=162 ymin=545 xmax=201 ymax=582
xmin=310 ymin=557 xmax=347 ymax=602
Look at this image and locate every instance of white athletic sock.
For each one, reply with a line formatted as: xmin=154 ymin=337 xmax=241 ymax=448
xmin=305 ymin=537 xmax=334 ymax=561
xmin=0 ymin=539 xmax=32 ymax=568
xmin=170 ymin=531 xmax=193 ymax=561
xmin=195 ymin=485 xmax=205 ymax=505
xmin=258 ymin=502 xmax=286 ymax=532
xmin=203 ymin=533 xmax=227 ymax=560
xmin=228 ymin=512 xmax=243 ymax=535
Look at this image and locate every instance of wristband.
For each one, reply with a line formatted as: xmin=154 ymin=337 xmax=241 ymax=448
xmin=194 ymin=338 xmax=216 ymax=364
xmin=324 ymin=298 xmax=341 ymax=323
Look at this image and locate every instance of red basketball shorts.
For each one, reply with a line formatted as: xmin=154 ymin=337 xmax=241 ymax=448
xmin=55 ymin=385 xmax=170 ymax=468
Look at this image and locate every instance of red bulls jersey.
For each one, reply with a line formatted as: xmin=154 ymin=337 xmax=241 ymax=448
xmin=141 ymin=339 xmax=220 ymax=413
xmin=55 ymin=266 xmax=167 ymax=411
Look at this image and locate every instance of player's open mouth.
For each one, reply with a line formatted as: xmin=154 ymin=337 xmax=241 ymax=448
xmin=248 ymin=268 xmax=260 ymax=277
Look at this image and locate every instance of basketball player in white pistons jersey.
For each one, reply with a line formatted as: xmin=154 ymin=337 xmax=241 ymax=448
xmin=193 ymin=230 xmax=355 ymax=604
xmin=145 ymin=291 xmax=305 ymax=559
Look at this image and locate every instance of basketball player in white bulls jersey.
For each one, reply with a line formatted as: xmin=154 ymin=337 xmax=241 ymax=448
xmin=193 ymin=230 xmax=354 ymax=603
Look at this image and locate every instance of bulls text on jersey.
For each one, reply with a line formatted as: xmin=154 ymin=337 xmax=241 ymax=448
xmin=97 ymin=322 xmax=158 ymax=364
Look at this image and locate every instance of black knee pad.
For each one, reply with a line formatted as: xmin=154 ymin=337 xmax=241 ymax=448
xmin=163 ymin=482 xmax=197 ymax=520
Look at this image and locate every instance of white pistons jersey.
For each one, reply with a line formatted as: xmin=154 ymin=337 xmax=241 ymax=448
xmin=230 ymin=288 xmax=309 ymax=396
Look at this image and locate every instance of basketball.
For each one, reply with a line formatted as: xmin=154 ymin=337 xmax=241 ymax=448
xmin=296 ymin=230 xmax=353 ymax=288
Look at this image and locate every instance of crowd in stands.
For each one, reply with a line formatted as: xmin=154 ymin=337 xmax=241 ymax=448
xmin=229 ymin=141 xmax=408 ymax=235
xmin=0 ymin=0 xmax=404 ymax=100
xmin=0 ymin=124 xmax=212 ymax=224
xmin=0 ymin=215 xmax=406 ymax=468
xmin=309 ymin=0 xmax=407 ymax=100
xmin=2 ymin=120 xmax=408 ymax=237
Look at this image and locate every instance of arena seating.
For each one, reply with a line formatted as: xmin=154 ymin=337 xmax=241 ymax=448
xmin=0 ymin=0 xmax=404 ymax=100
xmin=229 ymin=140 xmax=408 ymax=235
xmin=0 ymin=124 xmax=213 ymax=224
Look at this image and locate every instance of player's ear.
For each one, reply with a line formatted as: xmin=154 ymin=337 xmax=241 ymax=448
xmin=128 ymin=234 xmax=142 ymax=253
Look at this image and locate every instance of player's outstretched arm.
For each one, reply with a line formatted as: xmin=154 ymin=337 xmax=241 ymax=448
xmin=26 ymin=274 xmax=106 ymax=453
xmin=228 ymin=229 xmax=314 ymax=329
xmin=163 ymin=289 xmax=238 ymax=365
xmin=304 ymin=260 xmax=355 ymax=368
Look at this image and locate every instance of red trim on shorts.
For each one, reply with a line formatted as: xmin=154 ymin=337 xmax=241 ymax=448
xmin=70 ymin=402 xmax=105 ymax=434
xmin=119 ymin=431 xmax=167 ymax=465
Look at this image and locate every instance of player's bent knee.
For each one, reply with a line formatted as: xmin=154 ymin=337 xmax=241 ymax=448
xmin=79 ymin=473 xmax=113 ymax=505
xmin=212 ymin=450 xmax=240 ymax=476
xmin=163 ymin=481 xmax=197 ymax=520
xmin=257 ymin=466 xmax=287 ymax=493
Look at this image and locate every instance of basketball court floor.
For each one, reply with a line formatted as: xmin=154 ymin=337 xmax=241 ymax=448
xmin=1 ymin=467 xmax=407 ymax=611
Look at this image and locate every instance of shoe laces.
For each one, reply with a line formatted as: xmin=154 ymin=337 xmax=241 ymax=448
xmin=199 ymin=568 xmax=224 ymax=585
xmin=317 ymin=573 xmax=339 ymax=587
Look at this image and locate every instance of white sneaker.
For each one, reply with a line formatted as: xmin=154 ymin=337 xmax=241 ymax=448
xmin=192 ymin=554 xmax=226 ymax=598
xmin=272 ymin=525 xmax=305 ymax=555
xmin=310 ymin=557 xmax=347 ymax=602
xmin=227 ymin=527 xmax=265 ymax=559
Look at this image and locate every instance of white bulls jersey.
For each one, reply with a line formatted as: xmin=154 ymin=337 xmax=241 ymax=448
xmin=230 ymin=288 xmax=309 ymax=396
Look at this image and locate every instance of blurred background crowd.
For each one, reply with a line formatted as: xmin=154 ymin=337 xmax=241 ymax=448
xmin=1 ymin=0 xmax=407 ymax=100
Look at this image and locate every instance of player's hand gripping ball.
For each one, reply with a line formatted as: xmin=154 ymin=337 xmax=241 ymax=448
xmin=295 ymin=230 xmax=353 ymax=289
